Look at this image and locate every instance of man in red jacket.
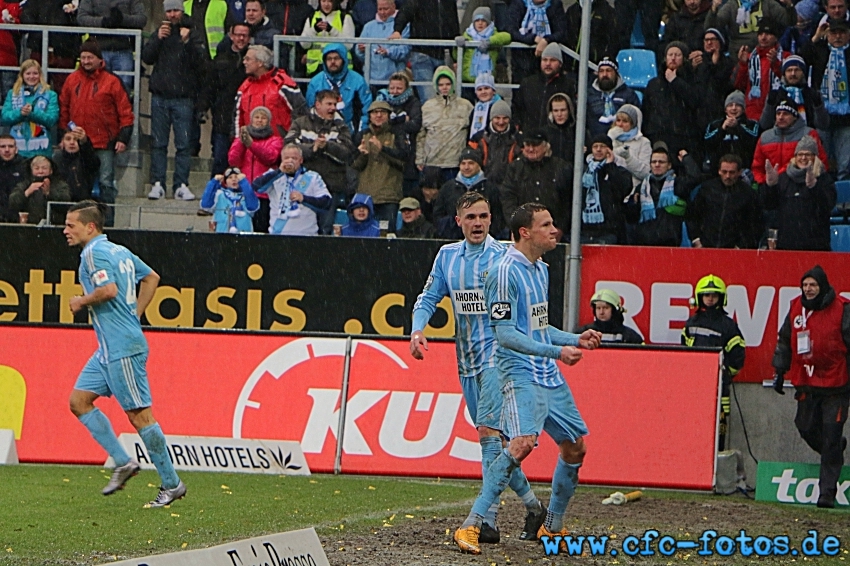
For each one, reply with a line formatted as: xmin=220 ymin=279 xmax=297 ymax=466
xmin=234 ymin=45 xmax=307 ymax=139
xmin=59 ymin=40 xmax=134 ymax=226
xmin=773 ymin=265 xmax=850 ymax=509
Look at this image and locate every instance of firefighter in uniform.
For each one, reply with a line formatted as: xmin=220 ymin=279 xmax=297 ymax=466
xmin=772 ymin=265 xmax=850 ymax=509
xmin=578 ymin=289 xmax=644 ymax=345
xmin=682 ymin=275 xmax=746 ymax=450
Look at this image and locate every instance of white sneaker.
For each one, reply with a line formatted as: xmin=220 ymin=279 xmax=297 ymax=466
xmin=147 ymin=182 xmax=165 ymax=200
xmin=174 ymin=184 xmax=195 ymax=201
xmin=102 ymin=459 xmax=140 ymax=495
xmin=146 ymin=481 xmax=187 ymax=508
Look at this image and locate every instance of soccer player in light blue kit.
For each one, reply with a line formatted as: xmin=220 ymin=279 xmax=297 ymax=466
xmin=410 ymin=192 xmax=545 ymax=545
xmin=64 ymin=201 xmax=186 ymax=508
xmin=454 ymin=203 xmax=601 ymax=554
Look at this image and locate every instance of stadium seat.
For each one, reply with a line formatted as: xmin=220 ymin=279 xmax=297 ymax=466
xmin=617 ymin=49 xmax=657 ymax=89
xmin=630 ymin=13 xmax=645 ymax=48
xmin=830 ymin=225 xmax=850 ymax=252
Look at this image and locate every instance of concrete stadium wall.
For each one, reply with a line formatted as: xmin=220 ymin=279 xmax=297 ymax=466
xmin=728 ymin=383 xmax=822 ymax=486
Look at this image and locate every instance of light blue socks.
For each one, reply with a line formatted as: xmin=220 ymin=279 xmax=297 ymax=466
xmin=79 ymin=408 xmax=130 ymax=467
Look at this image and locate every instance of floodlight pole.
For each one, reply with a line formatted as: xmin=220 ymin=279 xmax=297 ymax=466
xmin=566 ymin=0 xmax=594 ymax=332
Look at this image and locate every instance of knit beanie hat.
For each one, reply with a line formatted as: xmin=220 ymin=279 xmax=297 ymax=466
xmin=615 ymin=104 xmax=639 ymax=128
xmin=704 ymin=28 xmax=727 ymax=51
xmin=472 ymin=6 xmax=492 ymax=24
xmin=80 ymin=40 xmax=102 ymax=59
xmin=795 ymin=134 xmax=818 ymax=155
xmin=541 ymin=42 xmax=563 ymax=63
xmin=490 ymin=99 xmax=511 ymax=118
xmin=475 ymin=71 xmax=496 ymax=91
xmin=597 ymin=56 xmax=619 ymax=73
xmin=250 ymin=106 xmax=272 ymax=121
xmin=459 ymin=147 xmax=484 ymax=167
xmin=775 ymin=100 xmax=799 ymax=117
xmin=665 ymin=40 xmax=690 ymax=58
xmin=163 ymin=0 xmax=184 ymax=11
xmin=782 ymin=55 xmax=807 ymax=73
xmin=725 ymin=90 xmax=745 ymax=108
xmin=795 ymin=0 xmax=820 ymax=21
xmin=590 ymin=133 xmax=613 ymax=150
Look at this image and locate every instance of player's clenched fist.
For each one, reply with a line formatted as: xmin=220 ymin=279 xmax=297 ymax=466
xmin=69 ymin=296 xmax=86 ymax=314
xmin=559 ymin=346 xmax=582 ymax=365
xmin=578 ymin=329 xmax=602 ymax=350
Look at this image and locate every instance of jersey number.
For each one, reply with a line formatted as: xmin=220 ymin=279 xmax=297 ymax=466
xmin=118 ymin=259 xmax=137 ymax=305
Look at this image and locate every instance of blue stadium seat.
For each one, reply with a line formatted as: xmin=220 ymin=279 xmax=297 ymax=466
xmin=834 ymin=180 xmax=850 ymax=208
xmin=831 ymin=225 xmax=850 ymax=252
xmin=831 ymin=180 xmax=850 ymax=223
xmin=631 ymin=12 xmax=645 ymax=48
xmin=617 ymin=49 xmax=657 ymax=90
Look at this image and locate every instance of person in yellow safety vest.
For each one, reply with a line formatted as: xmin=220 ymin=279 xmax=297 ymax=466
xmin=300 ymin=0 xmax=355 ymax=76
xmin=183 ymin=0 xmax=233 ymax=59
xmin=681 ymin=274 xmax=746 ymax=451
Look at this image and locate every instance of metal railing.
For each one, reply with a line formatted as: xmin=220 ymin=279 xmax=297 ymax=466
xmin=0 ymin=23 xmax=142 ymax=159
xmin=272 ymin=35 xmax=596 ymax=90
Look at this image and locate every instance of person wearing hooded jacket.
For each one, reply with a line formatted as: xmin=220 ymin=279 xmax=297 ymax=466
xmin=353 ymin=100 xmax=410 ymax=232
xmin=760 ymin=135 xmax=836 ymax=250
xmin=608 ymin=104 xmax=651 ymax=188
xmin=752 ymin=101 xmax=828 ymax=184
xmin=512 ymin=43 xmax=577 ymax=133
xmin=544 ymin=93 xmax=576 ymax=164
xmin=306 ymin=43 xmax=372 ymax=133
xmin=580 ymin=134 xmax=634 ymax=244
xmin=376 ymin=70 xmax=422 ymax=196
xmin=587 ymin=58 xmax=642 ymax=139
xmin=417 ymin=67 xmax=473 ymax=179
xmin=342 ymin=192 xmax=381 ymax=237
xmin=468 ymin=99 xmax=520 ymax=193
xmin=628 ymin=142 xmax=701 ymax=246
xmin=643 ymin=42 xmax=702 ymax=158
xmin=300 ymin=0 xmax=355 ymax=76
xmin=682 ymin=274 xmax=746 ymax=450
xmin=9 ymin=155 xmax=71 ymax=225
xmin=578 ymin=289 xmax=643 ymax=344
xmin=772 ymin=265 xmax=850 ymax=509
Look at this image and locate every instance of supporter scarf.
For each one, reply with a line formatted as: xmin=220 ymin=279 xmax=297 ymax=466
xmin=247 ymin=123 xmax=273 ymax=139
xmin=821 ymin=45 xmax=850 ymax=115
xmin=466 ymin=21 xmax=496 ymax=77
xmin=599 ymin=92 xmax=616 ymax=124
xmin=376 ymin=86 xmax=413 ymax=107
xmin=736 ymin=0 xmax=756 ymax=26
xmin=609 ymin=125 xmax=638 ymax=143
xmin=470 ymin=95 xmax=501 ymax=138
xmin=581 ymin=156 xmax=605 ymax=225
xmin=456 ymin=169 xmax=485 ymax=188
xmin=783 ymin=85 xmax=808 ymax=122
xmin=748 ymin=48 xmax=781 ymax=100
xmin=639 ymin=170 xmax=676 ymax=223
xmin=220 ymin=188 xmax=248 ymax=232
xmin=520 ymin=0 xmax=551 ymax=37
xmin=785 ymin=161 xmax=809 ymax=183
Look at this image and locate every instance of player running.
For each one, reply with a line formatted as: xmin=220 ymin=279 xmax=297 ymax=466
xmin=64 ymin=201 xmax=186 ymax=508
xmin=454 ymin=203 xmax=601 ymax=554
xmin=410 ymin=192 xmax=545 ymax=544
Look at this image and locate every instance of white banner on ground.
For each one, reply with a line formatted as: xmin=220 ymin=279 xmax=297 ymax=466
xmin=108 ymin=528 xmax=329 ymax=565
xmin=0 ymin=429 xmax=18 ymax=464
xmin=104 ymin=434 xmax=310 ymax=475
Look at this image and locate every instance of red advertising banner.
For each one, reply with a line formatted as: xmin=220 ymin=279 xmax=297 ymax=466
xmin=0 ymin=325 xmax=719 ymax=489
xmin=580 ymin=247 xmax=850 ymax=383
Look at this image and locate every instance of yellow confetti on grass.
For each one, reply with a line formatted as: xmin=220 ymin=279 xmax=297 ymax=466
xmin=171 ymin=513 xmax=180 ymax=517
xmin=368 ymin=486 xmax=376 ymax=490
xmin=181 ymin=543 xmax=188 ymax=548
xmin=220 ymin=485 xmax=229 ymax=489
xmin=62 ymin=479 xmax=69 ymax=482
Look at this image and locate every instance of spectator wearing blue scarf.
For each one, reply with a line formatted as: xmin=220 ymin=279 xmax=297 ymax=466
xmin=456 ymin=7 xmax=511 ymax=84
xmin=506 ymin=0 xmax=568 ymax=82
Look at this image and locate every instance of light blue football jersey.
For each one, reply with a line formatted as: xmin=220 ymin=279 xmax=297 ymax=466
xmin=412 ymin=235 xmax=507 ymax=378
xmin=79 ymin=235 xmax=152 ymax=362
xmin=485 ymin=245 xmax=563 ymax=387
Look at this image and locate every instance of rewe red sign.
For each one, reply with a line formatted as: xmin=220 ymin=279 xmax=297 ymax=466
xmin=580 ymin=247 xmax=850 ymax=383
xmin=2 ymin=326 xmax=719 ymax=489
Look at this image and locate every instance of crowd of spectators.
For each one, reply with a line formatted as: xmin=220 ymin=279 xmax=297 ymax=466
xmin=0 ymin=0 xmax=845 ymax=250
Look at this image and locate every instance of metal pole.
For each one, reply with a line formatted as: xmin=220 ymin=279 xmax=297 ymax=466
xmin=566 ymin=0 xmax=594 ymax=332
xmin=132 ymin=31 xmax=141 ymax=154
xmin=333 ymin=336 xmax=353 ymax=475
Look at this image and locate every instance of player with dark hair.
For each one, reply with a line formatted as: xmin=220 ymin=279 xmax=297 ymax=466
xmin=64 ymin=200 xmax=186 ymax=508
xmin=454 ymin=202 xmax=601 ymax=555
xmin=411 ymin=192 xmax=545 ymax=544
